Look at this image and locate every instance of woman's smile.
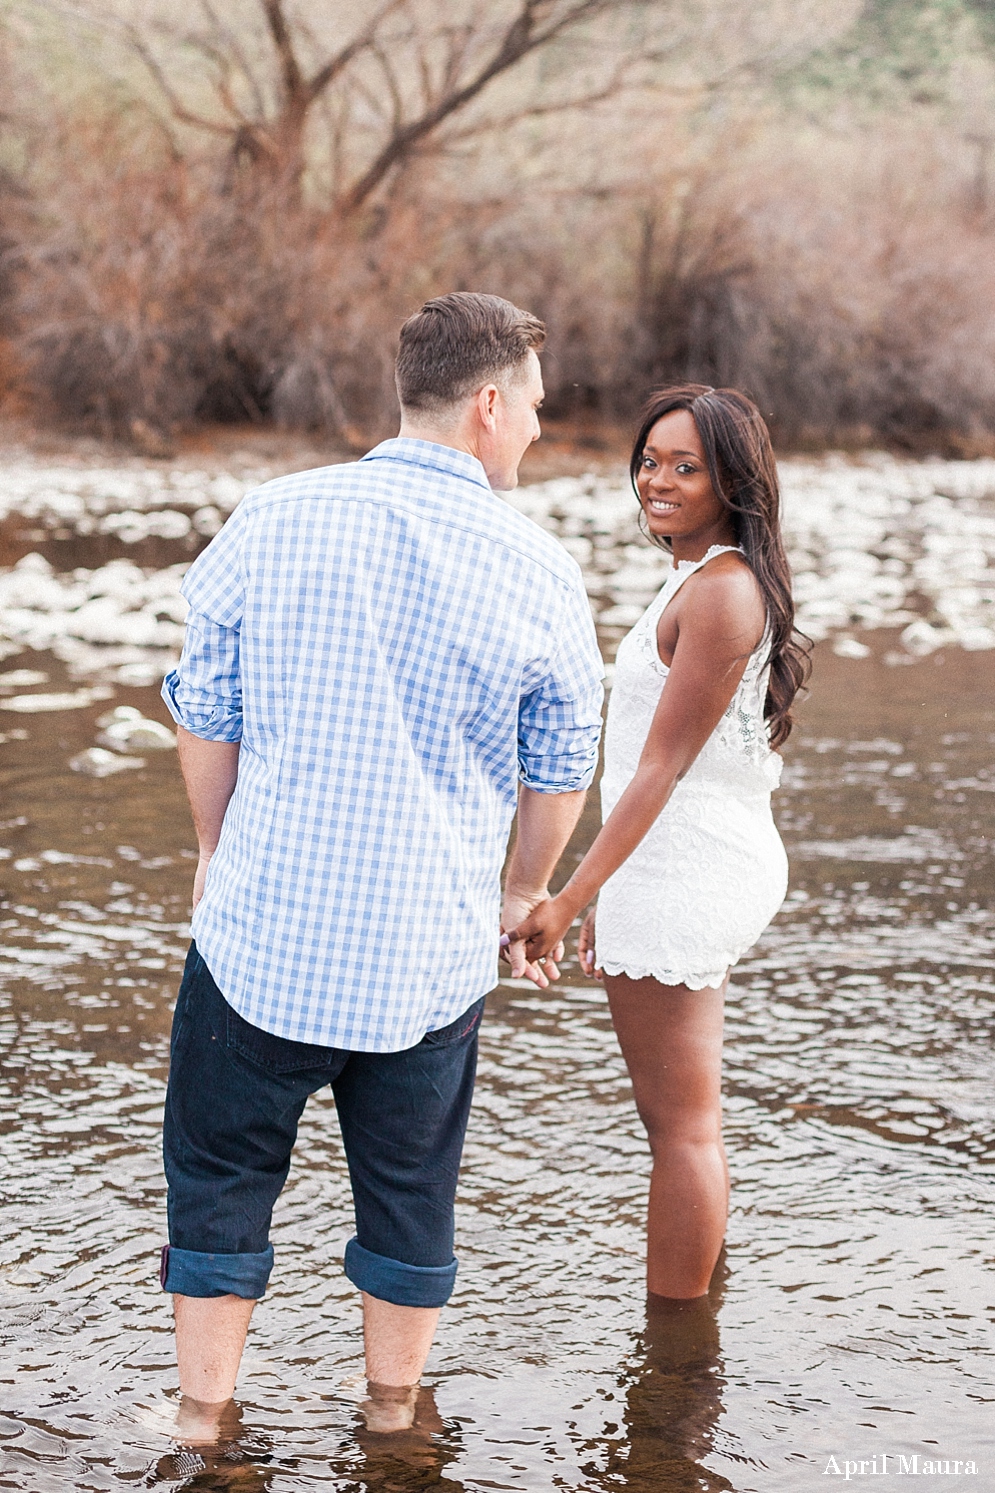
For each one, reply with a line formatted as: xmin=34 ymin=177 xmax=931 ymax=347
xmin=636 ymin=408 xmax=735 ymax=557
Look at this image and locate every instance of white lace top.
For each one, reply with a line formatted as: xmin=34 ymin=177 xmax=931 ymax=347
xmin=601 ymin=545 xmax=782 ymax=810
xmin=595 ymin=544 xmax=788 ymax=989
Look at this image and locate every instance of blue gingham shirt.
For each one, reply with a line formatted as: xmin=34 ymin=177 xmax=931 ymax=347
xmin=162 ymin=439 xmax=603 ymax=1051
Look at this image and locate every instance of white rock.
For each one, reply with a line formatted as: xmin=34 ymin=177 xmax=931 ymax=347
xmin=557 ymin=535 xmax=592 ymax=566
xmin=832 ymin=637 xmax=872 ymax=659
xmin=956 ymin=626 xmax=995 ymax=651
xmin=69 ymin=746 xmax=146 ymax=777
xmin=900 ymin=619 xmax=953 ymax=656
xmin=192 ymin=506 xmax=223 ymax=536
xmin=12 ymin=553 xmax=53 ymax=575
xmin=98 ymin=512 xmax=150 ymax=542
xmin=145 ymin=510 xmax=192 ymax=539
xmin=95 ymin=706 xmax=176 ymax=751
xmin=598 ymin=603 xmax=646 ymax=626
xmin=112 ymin=661 xmax=171 ymax=687
xmin=608 ymin=564 xmax=671 ymax=594
xmin=1 ymin=688 xmax=112 ymax=712
xmin=2 ymin=449 xmax=995 ymax=677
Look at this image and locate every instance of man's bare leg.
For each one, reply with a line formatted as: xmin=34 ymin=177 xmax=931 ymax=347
xmin=174 ymin=1293 xmax=256 ymax=1404
xmin=360 ymin=1295 xmax=441 ymax=1432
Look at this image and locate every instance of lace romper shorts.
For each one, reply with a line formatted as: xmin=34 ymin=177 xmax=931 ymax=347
xmin=595 ymin=545 xmax=788 ymax=991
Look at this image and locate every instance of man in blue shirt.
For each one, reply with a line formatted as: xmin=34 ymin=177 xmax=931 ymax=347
xmin=161 ymin=292 xmax=604 ymax=1425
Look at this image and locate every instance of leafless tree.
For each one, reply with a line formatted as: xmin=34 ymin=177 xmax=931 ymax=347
xmin=83 ymin=0 xmax=652 ymax=210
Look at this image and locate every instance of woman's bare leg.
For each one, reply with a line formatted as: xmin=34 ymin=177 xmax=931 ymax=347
xmin=605 ymin=973 xmax=728 ymax=1299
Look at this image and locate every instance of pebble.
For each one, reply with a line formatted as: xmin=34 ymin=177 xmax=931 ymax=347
xmin=0 ymin=452 xmax=993 ymax=706
xmin=69 ymin=746 xmax=146 ymax=777
xmin=95 ymin=706 xmax=176 ymax=751
xmin=508 ymin=454 xmax=995 ymax=653
xmin=98 ymin=510 xmax=192 ymax=542
xmin=0 ymin=463 xmax=250 ymax=525
xmin=0 ymin=555 xmax=188 ymax=682
xmin=0 ymin=688 xmax=113 ymax=713
xmin=832 ymin=637 xmax=872 ymax=659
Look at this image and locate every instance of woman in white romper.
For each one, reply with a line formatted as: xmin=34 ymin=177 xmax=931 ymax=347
xmin=507 ymin=385 xmax=810 ymax=1300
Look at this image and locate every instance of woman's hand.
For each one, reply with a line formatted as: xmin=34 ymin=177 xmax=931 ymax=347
xmin=577 ymin=905 xmax=602 ymax=980
xmin=501 ymin=886 xmax=564 ymax=988
xmin=503 ymin=893 xmax=578 ymax=967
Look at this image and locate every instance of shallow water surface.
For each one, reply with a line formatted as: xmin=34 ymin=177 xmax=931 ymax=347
xmin=1 ymin=453 xmax=993 ymax=1490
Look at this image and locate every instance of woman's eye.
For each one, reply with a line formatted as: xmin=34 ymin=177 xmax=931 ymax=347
xmin=675 ymin=463 xmax=696 ymax=474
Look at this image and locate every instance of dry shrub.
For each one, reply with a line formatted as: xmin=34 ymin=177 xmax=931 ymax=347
xmin=611 ymin=128 xmax=995 ymax=448
xmin=6 ymin=110 xmax=995 ymax=450
xmin=10 ymin=117 xmax=411 ymax=440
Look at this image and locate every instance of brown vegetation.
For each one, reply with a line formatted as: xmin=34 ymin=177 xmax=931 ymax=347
xmin=3 ymin=0 xmax=995 ymax=450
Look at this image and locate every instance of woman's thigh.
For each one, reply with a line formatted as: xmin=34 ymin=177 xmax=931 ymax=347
xmin=604 ymin=974 xmax=726 ymax=1140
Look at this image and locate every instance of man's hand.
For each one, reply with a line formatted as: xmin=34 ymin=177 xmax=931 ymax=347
xmin=500 ymin=887 xmax=564 ymax=989
xmin=503 ymin=892 xmax=577 ymax=969
xmin=192 ymin=854 xmax=212 ymax=912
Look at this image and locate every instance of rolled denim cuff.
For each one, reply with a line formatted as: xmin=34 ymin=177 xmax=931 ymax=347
xmin=160 ymin=1243 xmax=274 ymax=1299
xmin=344 ymin=1238 xmax=458 ymax=1308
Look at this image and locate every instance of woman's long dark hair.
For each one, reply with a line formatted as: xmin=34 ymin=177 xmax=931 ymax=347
xmin=629 ymin=384 xmax=811 ymax=748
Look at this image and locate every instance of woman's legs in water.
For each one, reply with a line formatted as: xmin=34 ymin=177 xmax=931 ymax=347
xmin=605 ymin=973 xmax=728 ymax=1299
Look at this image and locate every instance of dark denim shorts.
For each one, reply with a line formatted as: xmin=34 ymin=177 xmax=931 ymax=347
xmin=161 ymin=943 xmax=484 ymax=1309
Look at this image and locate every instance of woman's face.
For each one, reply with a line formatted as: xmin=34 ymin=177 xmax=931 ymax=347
xmin=636 ymin=409 xmax=735 ymax=550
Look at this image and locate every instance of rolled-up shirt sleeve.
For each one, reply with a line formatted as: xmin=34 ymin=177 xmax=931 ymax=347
xmin=162 ymin=610 xmax=243 ymax=741
xmin=161 ymin=501 xmax=248 ymax=742
xmin=518 ymin=573 xmax=604 ymax=793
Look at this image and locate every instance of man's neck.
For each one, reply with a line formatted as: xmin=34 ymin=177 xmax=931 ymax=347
xmin=397 ymin=419 xmax=480 ymax=464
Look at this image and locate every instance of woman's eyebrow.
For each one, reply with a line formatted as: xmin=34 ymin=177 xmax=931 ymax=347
xmin=645 ymin=446 xmax=700 ymax=458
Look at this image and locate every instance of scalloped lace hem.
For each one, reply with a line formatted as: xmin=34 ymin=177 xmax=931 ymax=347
xmin=598 ymin=959 xmax=732 ymax=991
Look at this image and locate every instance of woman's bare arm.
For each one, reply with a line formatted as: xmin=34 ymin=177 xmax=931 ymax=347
xmin=505 ymin=563 xmax=765 ymax=960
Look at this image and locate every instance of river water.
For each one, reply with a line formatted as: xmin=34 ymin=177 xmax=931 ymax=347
xmin=0 ymin=445 xmax=993 ymax=1490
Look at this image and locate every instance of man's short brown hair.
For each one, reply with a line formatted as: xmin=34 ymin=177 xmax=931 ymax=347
xmin=395 ymin=292 xmax=545 ymax=413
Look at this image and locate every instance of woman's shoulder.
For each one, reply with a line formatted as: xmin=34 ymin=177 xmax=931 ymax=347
xmin=680 ymin=551 xmax=766 ymax=638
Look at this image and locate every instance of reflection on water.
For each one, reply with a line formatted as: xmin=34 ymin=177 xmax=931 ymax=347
xmin=1 ymin=454 xmax=994 ymax=1489
xmin=596 ymin=1285 xmax=730 ymax=1493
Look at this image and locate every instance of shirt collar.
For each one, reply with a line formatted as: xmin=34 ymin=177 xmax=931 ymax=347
xmin=360 ymin=437 xmax=492 ymax=491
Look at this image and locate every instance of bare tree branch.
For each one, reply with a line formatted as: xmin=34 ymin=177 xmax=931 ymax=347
xmin=120 ymin=0 xmax=414 ymax=179
xmin=439 ymin=23 xmax=477 ymax=98
xmin=260 ymin=0 xmax=306 ymax=106
xmin=439 ymin=63 xmax=639 ymax=144
xmin=303 ymin=0 xmax=410 ymax=106
xmin=170 ymin=30 xmax=248 ymax=123
xmin=336 ymin=0 xmax=621 ymax=213
xmin=369 ymin=40 xmax=407 ymax=134
xmin=197 ymin=0 xmax=267 ymax=117
xmin=37 ymin=0 xmax=648 ymax=208
xmin=415 ymin=29 xmax=437 ymax=113
xmin=126 ymin=27 xmax=236 ymax=138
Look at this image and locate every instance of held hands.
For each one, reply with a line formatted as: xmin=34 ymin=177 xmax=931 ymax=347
xmin=502 ymin=892 xmax=583 ymax=977
xmin=500 ymin=886 xmax=565 ymax=989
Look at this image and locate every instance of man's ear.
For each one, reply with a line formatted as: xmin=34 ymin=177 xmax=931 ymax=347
xmin=475 ymin=383 xmax=500 ymax=431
